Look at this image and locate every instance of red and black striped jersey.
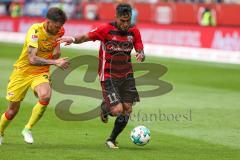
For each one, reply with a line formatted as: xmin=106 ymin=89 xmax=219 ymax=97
xmin=88 ymin=22 xmax=144 ymax=81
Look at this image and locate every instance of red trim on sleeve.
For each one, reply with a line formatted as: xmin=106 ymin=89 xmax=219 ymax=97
xmin=58 ymin=27 xmax=65 ymax=37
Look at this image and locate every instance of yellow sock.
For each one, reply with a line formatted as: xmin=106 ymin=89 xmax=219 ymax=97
xmin=25 ymin=101 xmax=47 ymax=129
xmin=0 ymin=113 xmax=11 ymax=136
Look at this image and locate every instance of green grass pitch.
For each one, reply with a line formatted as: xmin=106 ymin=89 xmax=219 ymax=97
xmin=0 ymin=42 xmax=240 ymax=160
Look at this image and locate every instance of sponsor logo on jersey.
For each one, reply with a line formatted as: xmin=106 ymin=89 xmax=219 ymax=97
xmin=31 ymin=34 xmax=38 ymax=42
xmin=127 ymin=35 xmax=133 ymax=42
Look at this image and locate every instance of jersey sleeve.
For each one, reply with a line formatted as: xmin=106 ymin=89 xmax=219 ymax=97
xmin=133 ymin=28 xmax=144 ymax=52
xmin=53 ymin=27 xmax=65 ymax=48
xmin=26 ymin=24 xmax=39 ymax=48
xmin=88 ymin=24 xmax=106 ymax=41
xmin=57 ymin=27 xmax=65 ymax=38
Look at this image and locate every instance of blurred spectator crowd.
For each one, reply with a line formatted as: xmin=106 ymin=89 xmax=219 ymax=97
xmin=0 ymin=0 xmax=239 ymax=19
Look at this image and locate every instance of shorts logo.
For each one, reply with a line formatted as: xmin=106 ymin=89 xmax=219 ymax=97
xmin=43 ymin=75 xmax=49 ymax=79
xmin=8 ymin=92 xmax=14 ymax=97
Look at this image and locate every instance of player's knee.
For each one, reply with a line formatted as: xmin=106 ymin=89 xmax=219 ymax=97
xmin=110 ymin=106 xmax=123 ymax=116
xmin=38 ymin=91 xmax=51 ymax=103
xmin=125 ymin=107 xmax=132 ymax=114
xmin=5 ymin=109 xmax=18 ymax=120
xmin=123 ymin=104 xmax=132 ymax=114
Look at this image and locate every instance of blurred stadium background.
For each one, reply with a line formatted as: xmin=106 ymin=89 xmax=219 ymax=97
xmin=0 ymin=0 xmax=240 ymax=160
xmin=1 ymin=0 xmax=240 ymax=63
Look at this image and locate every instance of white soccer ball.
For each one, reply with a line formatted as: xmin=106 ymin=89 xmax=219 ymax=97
xmin=130 ymin=125 xmax=151 ymax=146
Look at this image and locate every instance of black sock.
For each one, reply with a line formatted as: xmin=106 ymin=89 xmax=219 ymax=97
xmin=108 ymin=114 xmax=129 ymax=142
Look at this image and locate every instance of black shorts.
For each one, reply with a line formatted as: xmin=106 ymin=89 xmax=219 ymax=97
xmin=101 ymin=74 xmax=140 ymax=107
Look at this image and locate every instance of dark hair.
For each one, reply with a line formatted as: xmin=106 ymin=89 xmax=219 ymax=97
xmin=116 ymin=3 xmax=132 ymax=17
xmin=46 ymin=7 xmax=67 ymax=24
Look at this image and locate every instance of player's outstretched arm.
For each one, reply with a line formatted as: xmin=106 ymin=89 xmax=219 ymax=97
xmin=135 ymin=50 xmax=145 ymax=62
xmin=57 ymin=34 xmax=90 ymax=46
xmin=28 ymin=46 xmax=69 ymax=69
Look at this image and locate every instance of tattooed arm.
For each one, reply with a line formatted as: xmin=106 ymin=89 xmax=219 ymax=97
xmin=28 ymin=46 xmax=56 ymax=66
xmin=28 ymin=46 xmax=69 ymax=69
xmin=52 ymin=44 xmax=61 ymax=59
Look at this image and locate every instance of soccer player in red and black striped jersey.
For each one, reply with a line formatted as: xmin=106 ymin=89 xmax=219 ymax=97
xmin=58 ymin=3 xmax=145 ymax=149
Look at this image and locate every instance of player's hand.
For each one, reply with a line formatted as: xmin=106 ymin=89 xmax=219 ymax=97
xmin=57 ymin=37 xmax=74 ymax=46
xmin=54 ymin=57 xmax=69 ymax=70
xmin=136 ymin=52 xmax=145 ymax=62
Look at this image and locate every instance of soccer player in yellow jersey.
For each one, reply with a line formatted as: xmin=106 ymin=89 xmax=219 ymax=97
xmin=0 ymin=7 xmax=69 ymax=145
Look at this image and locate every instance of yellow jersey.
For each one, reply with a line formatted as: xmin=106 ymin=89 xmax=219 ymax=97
xmin=13 ymin=22 xmax=65 ymax=75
